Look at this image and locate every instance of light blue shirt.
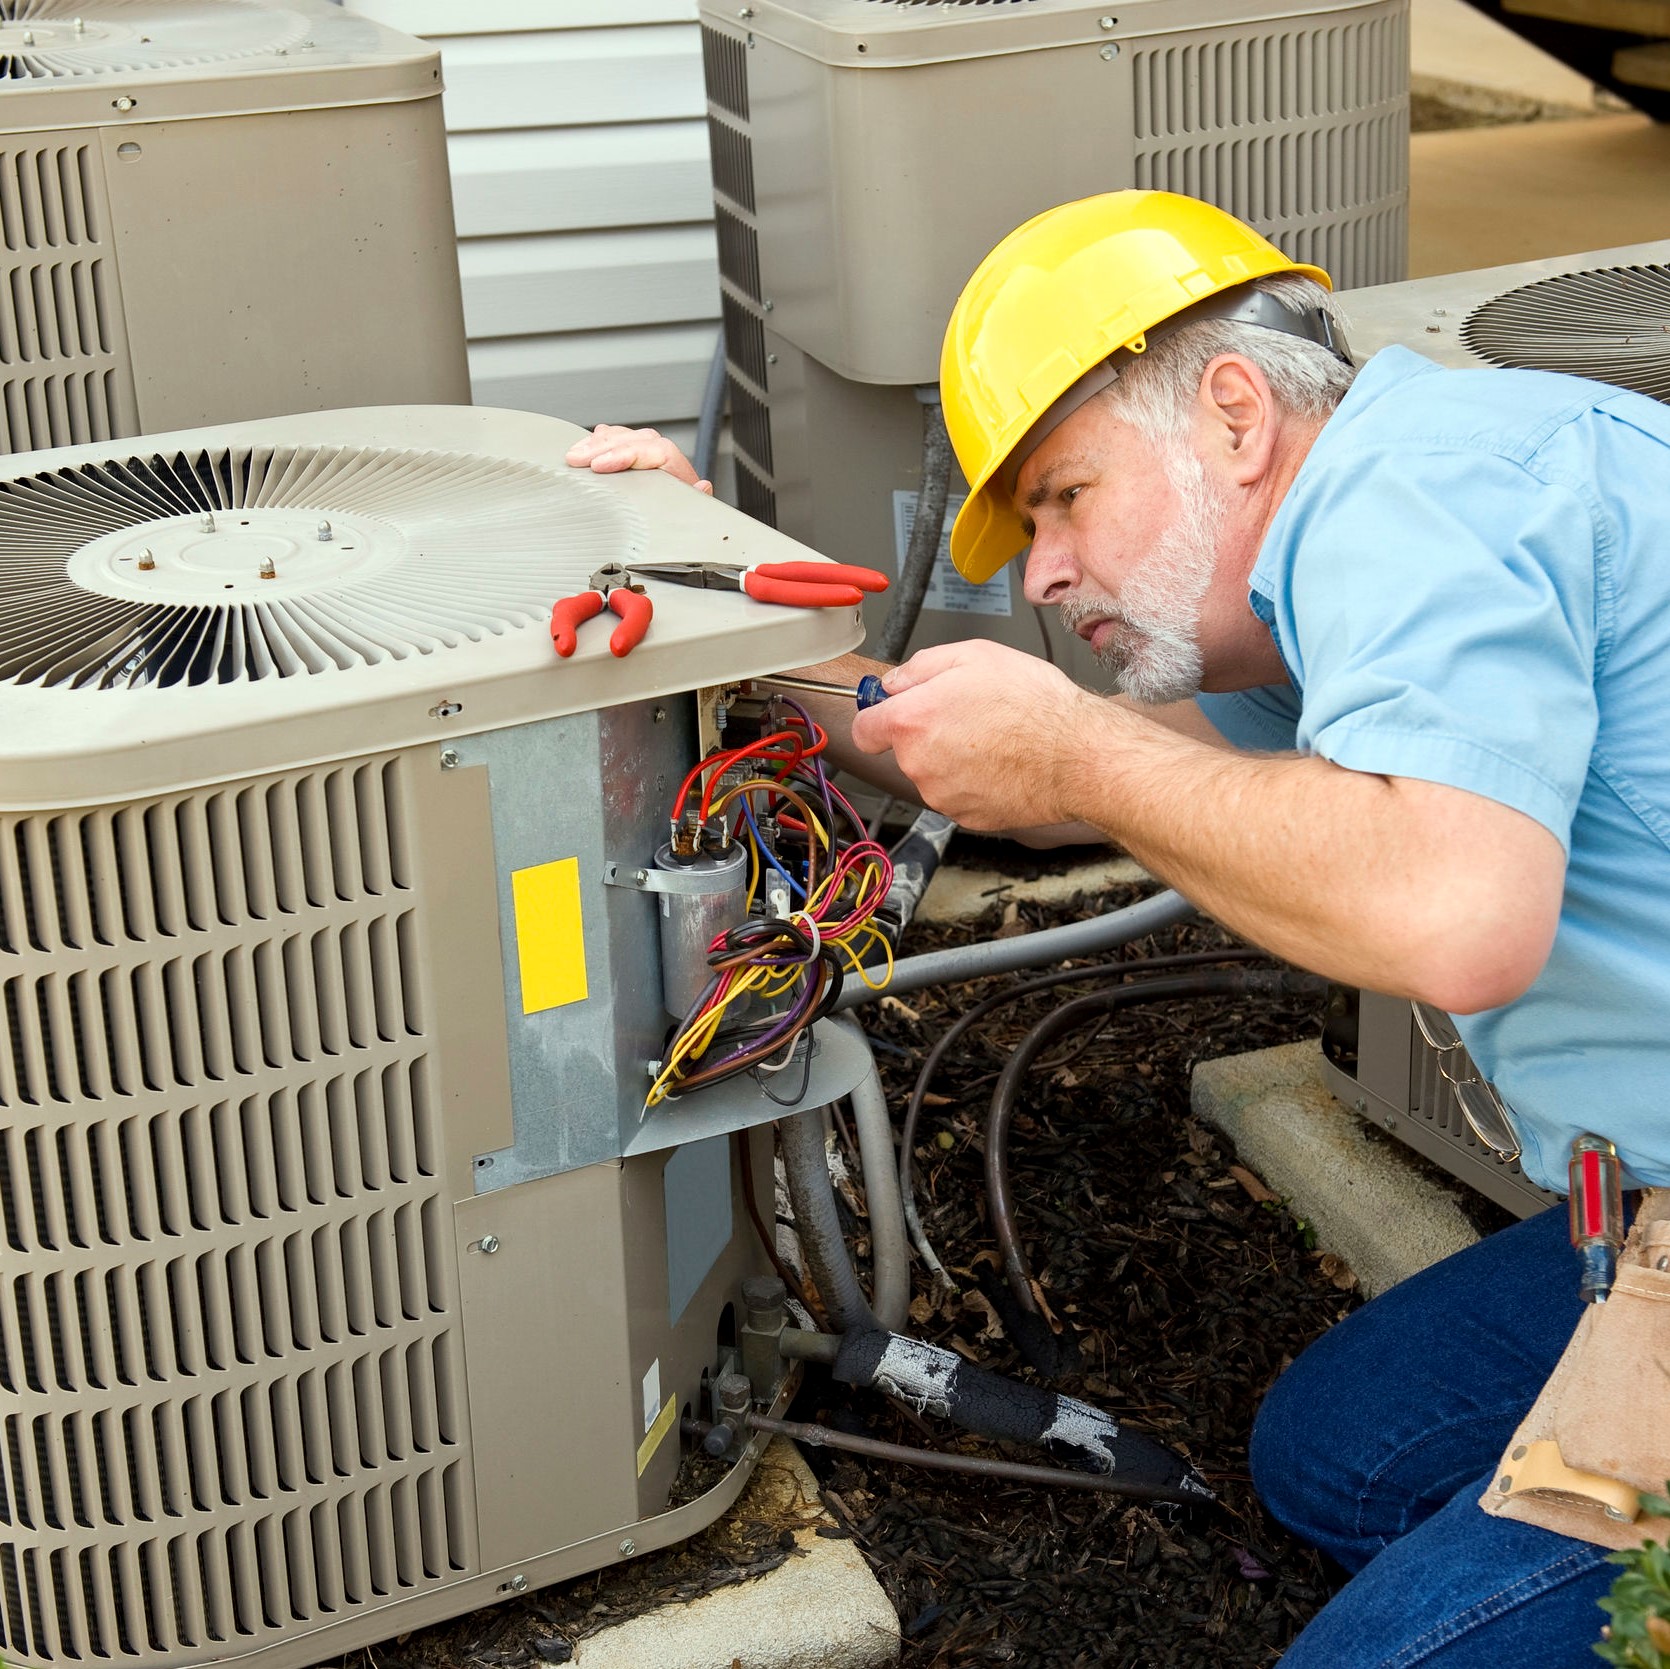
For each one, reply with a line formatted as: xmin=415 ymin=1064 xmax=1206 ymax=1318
xmin=1197 ymin=345 xmax=1670 ymax=1193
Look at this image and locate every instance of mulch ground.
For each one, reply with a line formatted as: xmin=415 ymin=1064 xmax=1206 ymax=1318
xmin=807 ymin=864 xmax=1350 ymax=1668
xmin=325 ymin=856 xmax=1361 ymax=1669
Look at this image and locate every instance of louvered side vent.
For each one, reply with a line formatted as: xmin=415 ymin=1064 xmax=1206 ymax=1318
xmin=0 ymin=141 xmax=138 ymax=454
xmin=1409 ymin=1034 xmax=1556 ymax=1214
xmin=0 ymin=757 xmax=475 ymax=1666
xmin=702 ymin=23 xmax=777 ymax=528
xmin=1131 ymin=8 xmax=1410 ymax=288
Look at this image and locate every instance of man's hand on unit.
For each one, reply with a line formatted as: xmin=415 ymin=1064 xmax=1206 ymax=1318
xmin=565 ymin=425 xmax=712 ymax=494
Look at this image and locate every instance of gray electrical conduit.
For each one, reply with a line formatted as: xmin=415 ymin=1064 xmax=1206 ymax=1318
xmin=693 ymin=326 xmax=727 ymax=486
xmin=779 ymin=1106 xmax=878 ymax=1335
xmin=832 ymin=1016 xmax=911 ymax=1333
xmin=877 ymin=388 xmax=952 ymax=665
xmin=834 ymin=886 xmax=1198 ymax=1011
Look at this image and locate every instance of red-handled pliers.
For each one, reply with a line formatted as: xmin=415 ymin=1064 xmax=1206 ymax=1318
xmin=551 ymin=563 xmax=654 ymax=658
xmin=627 ymin=560 xmax=889 ymax=608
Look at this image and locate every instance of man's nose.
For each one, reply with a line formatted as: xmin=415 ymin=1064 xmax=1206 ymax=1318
xmin=1021 ymin=530 xmax=1077 ymax=608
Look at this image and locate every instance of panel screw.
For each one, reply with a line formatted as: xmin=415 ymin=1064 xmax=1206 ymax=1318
xmin=1099 ymin=13 xmax=1117 ymax=25
xmin=767 ymin=353 xmax=778 ymax=365
xmin=259 ymin=557 xmax=276 ymax=579
xmin=634 ymin=870 xmax=649 ymax=885
xmin=739 ymin=5 xmax=754 ymax=14
xmin=653 ymin=706 xmax=667 ymax=722
xmin=75 ymin=17 xmax=86 ymax=33
xmin=22 ymin=30 xmax=34 ymax=45
xmin=1099 ymin=42 xmax=1119 ymax=59
xmin=112 ymin=95 xmax=136 ymax=110
xmin=1384 ymin=1114 xmax=1398 ymax=1131
xmin=762 ymin=298 xmax=774 ymax=312
xmin=317 ymin=519 xmax=333 ymax=542
xmin=1353 ymin=1096 xmax=1367 ymax=1113
xmin=507 ymin=1573 xmax=528 ymax=1592
xmin=136 ymin=548 xmax=155 ymax=571
xmin=619 ymin=1539 xmax=636 ymax=1556
xmin=478 ymin=1234 xmax=501 ymax=1254
xmin=439 ymin=748 xmax=459 ymax=769
xmin=200 ymin=513 xmax=215 ymax=532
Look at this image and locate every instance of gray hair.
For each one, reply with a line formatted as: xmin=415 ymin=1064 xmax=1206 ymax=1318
xmin=1099 ymin=272 xmax=1356 ymax=445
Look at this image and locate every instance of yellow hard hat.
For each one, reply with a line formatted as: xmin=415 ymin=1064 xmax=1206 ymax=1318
xmin=941 ymin=191 xmax=1333 ymax=584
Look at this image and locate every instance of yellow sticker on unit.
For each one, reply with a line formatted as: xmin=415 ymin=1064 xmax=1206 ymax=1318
xmin=511 ymin=857 xmax=588 ymax=1013
xmin=636 ymin=1397 xmax=678 ymax=1476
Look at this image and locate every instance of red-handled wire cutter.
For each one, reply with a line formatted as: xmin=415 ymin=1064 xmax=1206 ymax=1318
xmin=551 ymin=559 xmax=888 ymax=659
xmin=551 ymin=563 xmax=653 ymax=658
xmin=628 ymin=559 xmax=889 ymax=608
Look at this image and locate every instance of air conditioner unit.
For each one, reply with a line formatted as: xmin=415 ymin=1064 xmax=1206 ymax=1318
xmin=1321 ymin=990 xmax=1557 ymax=1219
xmin=700 ymin=0 xmax=1409 ymax=668
xmin=1343 ymin=237 xmax=1670 ymax=401
xmin=0 ymin=0 xmax=470 ymax=456
xmin=0 ymin=405 xmax=871 ymax=1669
xmin=1318 ymin=239 xmax=1670 ymax=1218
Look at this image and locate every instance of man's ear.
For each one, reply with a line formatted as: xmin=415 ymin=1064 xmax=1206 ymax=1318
xmin=1195 ymin=354 xmax=1277 ymax=486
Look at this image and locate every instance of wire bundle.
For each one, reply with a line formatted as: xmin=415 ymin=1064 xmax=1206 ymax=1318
xmin=646 ymin=699 xmax=895 ymax=1108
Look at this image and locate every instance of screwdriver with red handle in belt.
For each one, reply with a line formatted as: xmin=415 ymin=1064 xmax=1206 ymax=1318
xmin=551 ymin=559 xmax=889 ymax=659
xmin=1569 ymin=1132 xmax=1626 ymax=1304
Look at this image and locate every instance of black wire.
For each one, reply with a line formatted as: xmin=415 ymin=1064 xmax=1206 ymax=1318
xmin=985 ymin=968 xmax=1331 ymax=1317
xmin=899 ymin=947 xmax=1274 ymax=1234
xmin=753 ymin=1037 xmax=815 ymax=1107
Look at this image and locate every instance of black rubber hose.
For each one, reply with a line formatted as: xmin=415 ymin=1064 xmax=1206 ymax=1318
xmin=899 ymin=948 xmax=1274 ymax=1253
xmin=877 ymin=394 xmax=951 ymax=663
xmin=779 ymin=1107 xmax=878 ymax=1334
xmin=829 ymin=1328 xmax=1213 ymax=1503
xmin=986 ymin=968 xmax=1331 ymax=1317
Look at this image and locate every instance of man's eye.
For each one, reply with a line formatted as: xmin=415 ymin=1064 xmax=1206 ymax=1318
xmin=1061 ymin=485 xmax=1084 ymax=506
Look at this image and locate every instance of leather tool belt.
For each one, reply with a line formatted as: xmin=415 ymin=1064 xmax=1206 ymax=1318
xmin=1480 ymin=1188 xmax=1670 ymax=1550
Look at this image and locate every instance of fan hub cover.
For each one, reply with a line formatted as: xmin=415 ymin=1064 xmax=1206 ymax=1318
xmin=67 ymin=507 xmax=403 ymax=602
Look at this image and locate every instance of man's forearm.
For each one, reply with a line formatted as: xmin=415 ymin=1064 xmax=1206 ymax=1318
xmin=1048 ymin=698 xmax=1561 ymax=1011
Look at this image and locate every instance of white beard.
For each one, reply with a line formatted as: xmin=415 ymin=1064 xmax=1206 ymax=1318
xmin=1056 ymin=444 xmax=1227 ymax=706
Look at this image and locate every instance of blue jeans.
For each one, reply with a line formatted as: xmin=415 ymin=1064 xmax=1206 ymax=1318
xmin=1250 ymin=1207 xmax=1617 ymax=1667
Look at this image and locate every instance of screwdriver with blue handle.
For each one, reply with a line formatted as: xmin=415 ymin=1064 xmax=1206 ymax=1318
xmin=757 ymin=673 xmax=890 ymax=709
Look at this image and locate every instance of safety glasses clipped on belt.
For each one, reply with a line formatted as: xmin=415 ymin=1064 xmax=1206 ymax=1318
xmin=1410 ymin=1002 xmax=1522 ymax=1162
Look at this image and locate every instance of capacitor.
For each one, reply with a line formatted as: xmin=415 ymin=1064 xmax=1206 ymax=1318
xmin=653 ymin=840 xmax=748 ymax=1017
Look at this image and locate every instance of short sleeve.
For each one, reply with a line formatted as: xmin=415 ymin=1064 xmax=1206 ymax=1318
xmin=1269 ymin=446 xmax=1601 ymax=851
xmin=1194 ymin=685 xmax=1301 ymax=751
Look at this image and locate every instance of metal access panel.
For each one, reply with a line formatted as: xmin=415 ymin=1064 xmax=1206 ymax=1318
xmin=0 ymin=0 xmax=469 ymax=454
xmin=1321 ymin=989 xmax=1558 ymax=1219
xmin=701 ymin=0 xmax=1410 ymax=387
xmin=738 ymin=331 xmax=1107 ymax=683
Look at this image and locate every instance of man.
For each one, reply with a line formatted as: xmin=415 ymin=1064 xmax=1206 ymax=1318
xmin=569 ymin=189 xmax=1670 ymax=1665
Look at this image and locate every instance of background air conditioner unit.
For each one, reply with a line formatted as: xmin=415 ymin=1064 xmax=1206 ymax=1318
xmin=699 ymin=0 xmax=1411 ymax=674
xmin=0 ymin=0 xmax=470 ymax=456
xmin=0 ymin=405 xmax=870 ymax=1669
xmin=1321 ymin=237 xmax=1670 ymax=1218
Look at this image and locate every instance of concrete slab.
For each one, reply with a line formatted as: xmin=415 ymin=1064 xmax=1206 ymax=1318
xmin=1408 ymin=113 xmax=1670 ymax=276
xmin=1192 ymin=1040 xmax=1481 ymax=1297
xmin=572 ymin=1439 xmax=901 ymax=1669
xmin=1411 ymin=0 xmax=1599 ymax=108
xmin=916 ymin=854 xmax=1148 ymax=925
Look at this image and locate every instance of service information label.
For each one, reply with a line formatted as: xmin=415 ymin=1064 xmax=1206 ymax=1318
xmin=892 ymin=490 xmax=1012 ymax=619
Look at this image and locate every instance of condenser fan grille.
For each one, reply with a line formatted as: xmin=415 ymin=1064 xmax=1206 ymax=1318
xmin=0 ymin=443 xmax=645 ymax=690
xmin=0 ymin=0 xmax=305 ymax=79
xmin=1460 ymin=264 xmax=1670 ymax=403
